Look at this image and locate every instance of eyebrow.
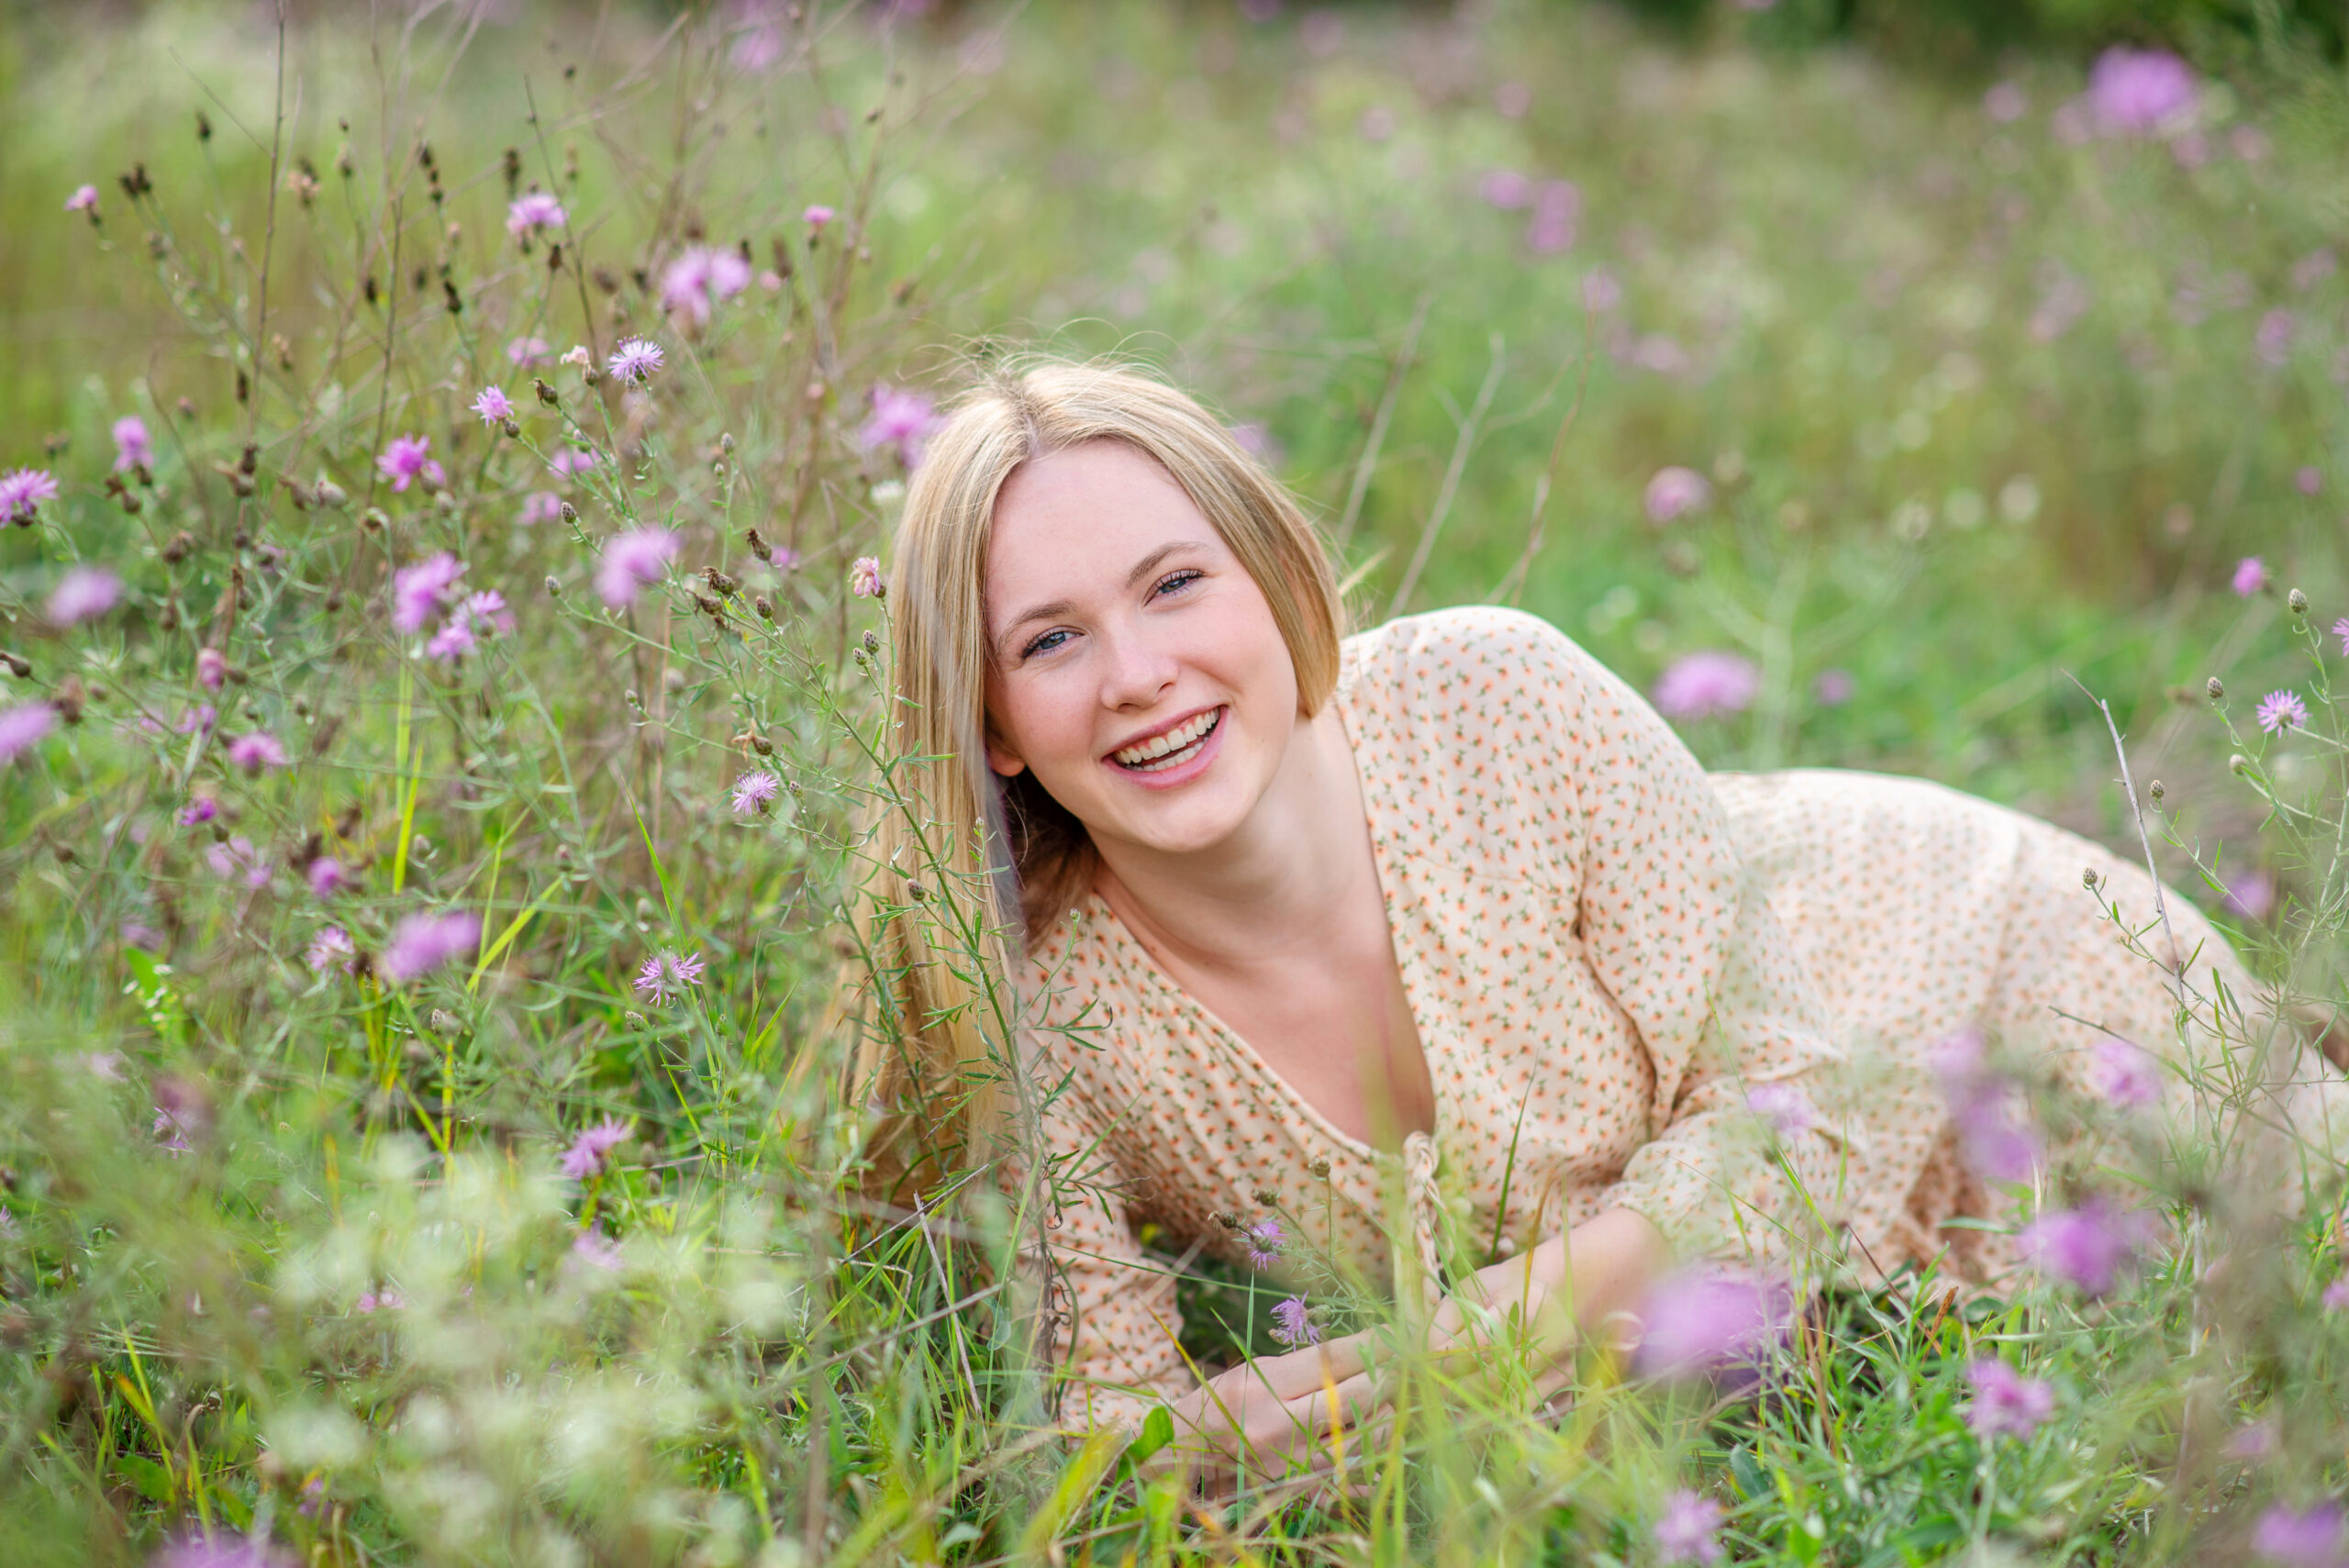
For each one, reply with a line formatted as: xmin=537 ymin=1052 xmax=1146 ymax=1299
xmin=993 ymin=541 xmax=1204 ymax=655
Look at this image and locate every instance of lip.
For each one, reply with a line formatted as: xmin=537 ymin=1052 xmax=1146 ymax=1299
xmin=1099 ymin=704 xmax=1228 ymax=790
xmin=1100 ymin=703 xmax=1223 ymax=763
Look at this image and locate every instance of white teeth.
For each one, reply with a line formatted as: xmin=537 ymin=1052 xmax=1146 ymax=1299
xmin=1113 ymin=708 xmax=1220 ymax=769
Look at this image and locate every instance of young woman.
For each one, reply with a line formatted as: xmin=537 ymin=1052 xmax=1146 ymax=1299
xmin=846 ymin=360 xmax=2343 ymax=1482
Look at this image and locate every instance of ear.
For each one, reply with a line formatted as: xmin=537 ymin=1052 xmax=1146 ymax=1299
xmin=984 ymin=723 xmax=1028 ymax=780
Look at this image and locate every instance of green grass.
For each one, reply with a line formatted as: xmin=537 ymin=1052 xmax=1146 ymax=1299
xmin=2 ymin=2 xmax=2348 ymax=1562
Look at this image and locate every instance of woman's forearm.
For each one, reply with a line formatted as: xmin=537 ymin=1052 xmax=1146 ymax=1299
xmin=1469 ymin=1206 xmax=1671 ymax=1358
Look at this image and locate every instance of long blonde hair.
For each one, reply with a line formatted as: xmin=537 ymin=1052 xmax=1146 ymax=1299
xmin=842 ymin=359 xmax=1345 ymax=1194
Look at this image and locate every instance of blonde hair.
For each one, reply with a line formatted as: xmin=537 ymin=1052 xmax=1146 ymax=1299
xmin=842 ymin=359 xmax=1345 ymax=1193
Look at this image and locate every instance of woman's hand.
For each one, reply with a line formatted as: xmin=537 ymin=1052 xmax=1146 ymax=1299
xmin=1158 ymin=1329 xmax=1383 ymax=1496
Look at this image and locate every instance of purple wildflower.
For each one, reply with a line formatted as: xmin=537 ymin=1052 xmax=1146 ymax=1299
xmin=1653 ymin=1490 xmax=1726 ymax=1565
xmin=804 ymin=204 xmax=835 ymax=229
xmin=0 ymin=467 xmax=60 ymax=524
xmin=570 ymin=1226 xmax=624 ymax=1273
xmin=507 ymin=336 xmax=553 ymax=368
xmin=176 ymin=795 xmax=218 ymax=827
xmin=65 ymin=184 xmax=99 ymax=214
xmin=2299 ymin=467 xmax=2324 ymax=496
xmin=196 ymin=646 xmax=227 ymax=690
xmin=1525 ymin=179 xmax=1579 ymax=255
xmin=1745 ymin=1082 xmax=1820 ymax=1136
xmin=1965 ymin=1358 xmax=2056 ymax=1440
xmin=506 ymin=191 xmax=567 ymax=239
xmin=206 ymin=836 xmax=270 ymax=887
xmin=770 ymin=545 xmax=801 ymax=572
xmin=374 ymin=434 xmax=443 ymax=494
xmin=730 ymin=771 xmax=783 ymax=815
xmin=471 ymin=385 xmax=515 ymax=426
xmin=425 ymin=618 xmax=475 ymax=662
xmin=596 ymin=528 xmax=679 ymax=609
xmin=120 ymin=922 xmax=164 ymax=951
xmin=2234 ymin=556 xmax=2269 ymax=596
xmin=660 ymin=246 xmax=754 ymax=327
xmin=850 ymin=555 xmax=885 ymax=599
xmin=354 ymin=1287 xmax=405 ymax=1314
xmin=520 ymin=491 xmax=565 ymax=526
xmin=1242 ymin=1218 xmax=1283 ymax=1271
xmin=2224 ymin=871 xmax=2277 ymax=921
xmin=305 ymin=926 xmax=355 ymax=974
xmin=2087 ymin=47 xmax=2198 ymax=137
xmin=1633 ymin=1267 xmax=1794 ymax=1381
xmin=1478 ymin=170 xmax=1532 ymax=209
xmin=1653 ymin=651 xmax=1761 ymax=721
xmin=2019 ymin=1197 xmax=2151 ymax=1296
xmin=2258 ymin=690 xmax=2309 ymax=735
xmin=561 ymin=1118 xmax=632 ymax=1181
xmin=112 ymin=416 xmax=152 ymax=472
xmin=859 ymin=385 xmax=945 ymax=469
xmin=2257 ymin=310 xmax=2298 ymax=370
xmin=548 ymin=446 xmax=600 ymax=480
xmin=0 ymin=702 xmax=56 ymax=763
xmin=307 ymin=857 xmax=346 ymax=897
xmin=632 ymin=950 xmax=707 ymax=1005
xmin=1269 ymin=1296 xmax=1319 ymax=1348
xmin=1813 ymin=668 xmax=1856 ymax=706
xmin=150 ymin=1529 xmax=293 ymax=1568
xmin=382 ymin=910 xmax=482 ymax=982
xmin=226 ymin=731 xmax=289 ymax=772
xmin=393 ymin=552 xmax=467 ymax=633
xmin=2322 ymin=1278 xmax=2349 ymax=1311
xmin=606 ymin=337 xmax=664 ymax=385
xmin=1932 ymin=1032 xmax=2042 ymax=1181
xmin=153 ymin=1106 xmax=194 ymax=1157
xmin=174 ymin=704 xmax=217 ymax=735
xmin=2086 ymin=1038 xmax=2164 ymax=1109
xmin=46 ymin=565 xmax=122 ymax=625
xmin=463 ymin=590 xmax=515 ymax=635
xmin=2253 ymin=1503 xmax=2347 ymax=1568
xmin=1643 ymin=466 xmax=1713 ymax=524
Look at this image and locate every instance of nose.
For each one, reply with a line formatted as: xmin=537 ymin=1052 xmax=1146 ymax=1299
xmin=1096 ymin=617 xmax=1180 ymax=714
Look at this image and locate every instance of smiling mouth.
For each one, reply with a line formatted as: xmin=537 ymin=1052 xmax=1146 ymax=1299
xmin=1109 ymin=707 xmax=1223 ymax=772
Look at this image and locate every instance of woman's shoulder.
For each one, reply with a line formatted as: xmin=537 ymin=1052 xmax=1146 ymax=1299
xmin=1340 ymin=604 xmax=1612 ymax=722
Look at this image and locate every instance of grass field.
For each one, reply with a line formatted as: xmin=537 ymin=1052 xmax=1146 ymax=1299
xmin=3 ymin=1 xmax=2349 ymax=1562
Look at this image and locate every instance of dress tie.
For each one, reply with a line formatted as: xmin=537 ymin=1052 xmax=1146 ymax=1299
xmin=1399 ymin=1129 xmax=1449 ymax=1308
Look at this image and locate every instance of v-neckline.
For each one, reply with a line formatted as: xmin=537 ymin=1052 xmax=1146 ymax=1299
xmin=1082 ymin=654 xmax=1446 ymax=1164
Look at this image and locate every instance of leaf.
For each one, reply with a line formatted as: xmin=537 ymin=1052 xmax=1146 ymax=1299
xmin=1128 ymin=1406 xmax=1174 ymax=1465
xmin=113 ymin=1453 xmax=173 ymax=1504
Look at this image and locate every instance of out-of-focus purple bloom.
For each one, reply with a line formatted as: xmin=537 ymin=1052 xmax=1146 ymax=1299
xmin=859 ymin=385 xmax=944 ymax=469
xmin=2223 ymin=872 xmax=2277 ymax=921
xmin=1653 ymin=652 xmax=1760 ymax=721
xmin=149 ymin=1529 xmax=293 ymax=1568
xmin=2086 ymin=1038 xmax=2163 ymax=1109
xmin=2252 ymin=1503 xmax=2347 ymax=1568
xmin=661 ymin=246 xmax=754 ymax=326
xmin=46 ymin=566 xmax=122 ymax=626
xmin=307 ymin=857 xmax=346 ymax=897
xmin=382 ymin=910 xmax=482 ymax=982
xmin=206 ymin=835 xmax=272 ymax=887
xmin=1653 ymin=1489 xmax=1725 ymax=1564
xmin=2321 ymin=1278 xmax=2349 ymax=1311
xmin=1269 ymin=1295 xmax=1319 ymax=1347
xmin=463 ymin=590 xmax=515 ymax=635
xmin=2087 ymin=47 xmax=2198 ymax=137
xmin=425 ymin=618 xmax=476 ymax=662
xmin=570 ymin=1226 xmax=624 ymax=1273
xmin=0 ymin=467 xmax=60 ymax=524
xmin=471 ymin=385 xmax=515 ymax=427
xmin=1983 ymin=81 xmax=2028 ymax=122
xmin=354 ymin=1287 xmax=405 ymax=1314
xmin=65 ymin=184 xmax=99 ymax=214
xmin=2229 ymin=1418 xmax=2282 ymax=1461
xmin=548 ymin=447 xmax=600 ymax=481
xmin=83 ymin=1051 xmax=127 ymax=1082
xmin=770 ymin=545 xmax=801 ymax=572
xmin=1478 ymin=170 xmax=1532 ymax=209
xmin=1229 ymin=421 xmax=1281 ymax=465
xmin=1932 ymin=1029 xmax=2042 ymax=1181
xmin=607 ymin=337 xmax=664 ymax=385
xmin=2258 ymin=310 xmax=2298 ymax=370
xmin=2019 ymin=1197 xmax=2150 ymax=1296
xmin=520 ymin=491 xmax=565 ymax=526
xmin=2234 ymin=557 xmax=2269 ymax=596
xmin=506 ymin=192 xmax=566 ymax=238
xmin=850 ymin=556 xmax=885 ymax=599
xmin=0 ymin=702 xmax=57 ymax=763
xmin=596 ymin=528 xmax=679 ymax=609
xmin=153 ymin=1106 xmax=195 ymax=1157
xmin=507 ymin=336 xmax=553 ymax=368
xmin=1643 ymin=466 xmax=1713 ymax=525
xmin=1581 ymin=269 xmax=1622 ymax=314
xmin=306 ymin=926 xmax=354 ymax=974
xmin=1633 ymin=1267 xmax=1793 ymax=1381
xmin=177 ymin=795 xmax=218 ymax=827
xmin=1526 ymin=179 xmax=1579 ymax=255
xmin=2299 ymin=468 xmax=2325 ymax=496
xmin=1745 ymin=1082 xmax=1819 ymax=1136
xmin=121 ymin=922 xmax=165 ymax=951
xmin=196 ymin=646 xmax=227 ymax=690
xmin=1965 ymin=1358 xmax=2056 ymax=1440
xmin=560 ymin=1117 xmax=632 ymax=1181
xmin=375 ymin=435 xmax=443 ymax=494
xmin=227 ymin=731 xmax=289 ymax=772
xmin=2257 ymin=690 xmax=2309 ymax=735
xmin=803 ymin=205 xmax=835 ymax=230
xmin=0 ymin=1207 xmax=17 ymax=1240
xmin=1813 ymin=669 xmax=1856 ymax=706
xmin=1243 ymin=1218 xmax=1283 ymax=1271
xmin=632 ymin=950 xmax=706 ymax=1004
xmin=174 ymin=704 xmax=217 ymax=736
xmin=113 ymin=416 xmax=152 ymax=472
xmin=731 ymin=771 xmax=782 ymax=816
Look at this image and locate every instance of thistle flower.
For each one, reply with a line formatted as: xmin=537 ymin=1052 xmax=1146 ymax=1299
xmin=850 ymin=556 xmax=885 ymax=599
xmin=632 ymin=949 xmax=706 ymax=1005
xmin=393 ymin=553 xmax=466 ymax=633
xmin=226 ymin=731 xmax=289 ymax=772
xmin=1632 ymin=1267 xmax=1793 ymax=1381
xmin=2252 ymin=1503 xmax=2346 ymax=1568
xmin=859 ymin=385 xmax=945 ymax=468
xmin=507 ymin=336 xmax=553 ymax=367
xmin=2086 ymin=47 xmax=2198 ymax=137
xmin=561 ymin=1117 xmax=632 ymax=1180
xmin=1653 ymin=651 xmax=1760 ymax=721
xmin=570 ymin=1226 xmax=624 ymax=1273
xmin=374 ymin=434 xmax=443 ymax=493
xmin=519 ymin=491 xmax=564 ymax=526
xmin=606 ymin=337 xmax=664 ymax=385
xmin=471 ymin=385 xmax=515 ymax=426
xmin=771 ymin=545 xmax=802 ymax=572
xmin=2257 ymin=690 xmax=2308 ymax=734
xmin=2223 ymin=871 xmax=2277 ymax=920
xmin=1964 ymin=1358 xmax=2056 ymax=1440
xmin=150 ymin=1529 xmax=293 ymax=1568
xmin=112 ymin=416 xmax=152 ymax=472
xmin=305 ymin=926 xmax=355 ymax=974
xmin=2086 ymin=1038 xmax=2164 ymax=1109
xmin=206 ymin=836 xmax=271 ymax=887
xmin=174 ymin=705 xmax=217 ymax=735
xmin=2019 ymin=1197 xmax=2151 ymax=1296
xmin=463 ymin=590 xmax=515 ymax=635
xmin=1269 ymin=1296 xmax=1319 ymax=1347
xmin=1242 ymin=1218 xmax=1283 ymax=1271
xmin=0 ymin=467 xmax=60 ymax=524
xmin=596 ymin=528 xmax=679 ymax=608
xmin=1745 ymin=1082 xmax=1820 ymax=1136
xmin=1643 ymin=466 xmax=1713 ymax=525
xmin=46 ymin=566 xmax=122 ymax=626
xmin=176 ymin=795 xmax=217 ymax=827
xmin=425 ymin=618 xmax=475 ymax=662
xmin=0 ymin=702 xmax=56 ymax=763
xmin=2233 ymin=556 xmax=2269 ymax=596
xmin=804 ymin=204 xmax=835 ymax=229
xmin=660 ymin=245 xmax=753 ymax=326
xmin=1653 ymin=1490 xmax=1726 ymax=1565
xmin=2321 ymin=1278 xmax=2349 ymax=1310
xmin=730 ymin=770 xmax=783 ymax=815
xmin=64 ymin=184 xmax=99 ymax=214
xmin=153 ymin=1105 xmax=195 ymax=1156
xmin=382 ymin=910 xmax=482 ymax=982
xmin=196 ymin=646 xmax=227 ymax=690
xmin=548 ymin=446 xmax=600 ymax=480
xmin=506 ymin=191 xmax=566 ymax=238
xmin=354 ymin=1287 xmax=405 ymax=1314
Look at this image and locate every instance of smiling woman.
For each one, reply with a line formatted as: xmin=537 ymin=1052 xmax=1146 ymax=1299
xmin=841 ymin=360 xmax=2349 ymax=1486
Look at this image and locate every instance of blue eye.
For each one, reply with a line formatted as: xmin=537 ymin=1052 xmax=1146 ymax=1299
xmin=1154 ymin=569 xmax=1203 ymax=598
xmin=1020 ymin=628 xmax=1072 ymax=660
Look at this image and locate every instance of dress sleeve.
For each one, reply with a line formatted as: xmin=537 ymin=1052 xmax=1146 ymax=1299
xmin=1462 ymin=610 xmax=1857 ymax=1264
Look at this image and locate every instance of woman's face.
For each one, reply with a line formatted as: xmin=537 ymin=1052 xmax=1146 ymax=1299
xmin=982 ymin=439 xmax=1301 ymax=861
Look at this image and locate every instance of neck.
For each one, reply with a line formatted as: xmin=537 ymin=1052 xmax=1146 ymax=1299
xmin=1088 ymin=704 xmax=1368 ymax=971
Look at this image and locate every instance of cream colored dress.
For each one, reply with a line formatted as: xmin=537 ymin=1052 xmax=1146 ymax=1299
xmin=1015 ymin=606 xmax=2339 ymax=1430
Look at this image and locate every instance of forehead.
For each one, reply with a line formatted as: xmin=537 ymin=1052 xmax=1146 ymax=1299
xmin=986 ymin=442 xmax=1221 ymax=578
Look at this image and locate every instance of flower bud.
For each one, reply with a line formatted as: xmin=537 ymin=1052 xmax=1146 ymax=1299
xmin=534 ymin=378 xmax=559 ymax=406
xmin=0 ymin=652 xmax=28 ymax=679
xmin=1254 ymin=1187 xmax=1280 ymax=1207
xmin=501 ymin=418 xmax=520 ymax=439
xmin=559 ymin=502 xmax=578 ymax=524
xmin=316 ymin=480 xmax=347 ymax=508
xmin=1307 ymin=1157 xmax=1331 ymax=1179
xmin=753 ymin=595 xmax=774 ymax=620
xmin=2230 ymin=753 xmax=2252 ymax=776
xmin=2082 ymin=866 xmax=2101 ymax=890
xmin=749 ymin=733 xmax=774 ymax=756
xmin=2148 ymin=779 xmax=2165 ymax=802
xmin=907 ymin=879 xmax=929 ymax=902
xmin=862 ymin=629 xmax=880 ymax=654
xmin=2289 ymin=589 xmax=2310 ymax=616
xmin=2207 ymin=677 xmax=2225 ymax=702
xmin=362 ymin=508 xmax=387 ymax=533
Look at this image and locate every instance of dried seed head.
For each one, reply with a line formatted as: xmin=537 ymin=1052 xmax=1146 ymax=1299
xmin=2208 ymin=676 xmax=2225 ymax=702
xmin=534 ymin=378 xmax=560 ymax=407
xmin=750 ymin=734 xmax=774 ymax=756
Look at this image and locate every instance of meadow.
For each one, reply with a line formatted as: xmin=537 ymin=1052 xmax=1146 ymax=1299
xmin=2 ymin=1 xmax=2348 ymax=1562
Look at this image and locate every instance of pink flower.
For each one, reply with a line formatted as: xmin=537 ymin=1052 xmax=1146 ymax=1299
xmin=65 ymin=184 xmax=99 ymax=214
xmin=1478 ymin=170 xmax=1532 ymax=209
xmin=507 ymin=336 xmax=553 ymax=368
xmin=803 ymin=204 xmax=835 ymax=229
xmin=1965 ymin=1358 xmax=2055 ymax=1440
xmin=2086 ymin=1039 xmax=2163 ymax=1109
xmin=0 ymin=702 xmax=57 ymax=763
xmin=1932 ymin=1033 xmax=2041 ymax=1181
xmin=112 ymin=416 xmax=153 ymax=472
xmin=2233 ymin=556 xmax=2269 ymax=596
xmin=425 ymin=618 xmax=475 ymax=662
xmin=606 ymin=337 xmax=664 ymax=385
xmin=471 ymin=385 xmax=515 ymax=426
xmin=850 ymin=555 xmax=885 ymax=599
xmin=382 ymin=910 xmax=482 ymax=982
xmin=770 ymin=545 xmax=801 ymax=572
xmin=463 ymin=590 xmax=515 ymax=635
xmin=596 ymin=528 xmax=679 ymax=608
xmin=393 ymin=552 xmax=467 ymax=633
xmin=2223 ymin=871 xmax=2277 ymax=922
xmin=2252 ymin=1503 xmax=2346 ymax=1568
xmin=1242 ymin=1218 xmax=1283 ymax=1271
xmin=1525 ymin=179 xmax=1579 ymax=255
xmin=660 ymin=245 xmax=754 ymax=326
xmin=2299 ymin=467 xmax=2324 ymax=496
xmin=0 ymin=467 xmax=60 ymax=524
xmin=375 ymin=434 xmax=443 ymax=493
xmin=1269 ymin=1296 xmax=1319 ymax=1347
xmin=196 ymin=646 xmax=227 ymax=690
xmin=2257 ymin=310 xmax=2298 ymax=369
xmin=1581 ymin=269 xmax=1622 ymax=314
xmin=506 ymin=191 xmax=567 ymax=238
xmin=1632 ymin=1267 xmax=1793 ymax=1381
xmin=519 ymin=491 xmax=565 ymax=526
xmin=2019 ymin=1197 xmax=2151 ymax=1296
xmin=1983 ymin=81 xmax=2028 ymax=122
xmin=731 ymin=771 xmax=783 ymax=815
xmin=570 ymin=1226 xmax=624 ymax=1273
xmin=548 ymin=447 xmax=600 ymax=481
xmin=1744 ymin=1082 xmax=1819 ymax=1135
xmin=305 ymin=926 xmax=354 ymax=974
xmin=632 ymin=949 xmax=706 ymax=1004
xmin=354 ymin=1286 xmax=405 ymax=1314
xmin=2087 ymin=47 xmax=2198 ymax=137
xmin=150 ymin=1529 xmax=293 ymax=1568
xmin=174 ymin=704 xmax=217 ymax=735
xmin=859 ymin=385 xmax=945 ymax=468
xmin=1643 ymin=466 xmax=1713 ymax=524
xmin=2321 ymin=1278 xmax=2349 ymax=1311
xmin=1812 ymin=668 xmax=1856 ymax=706
xmin=206 ymin=836 xmax=271 ymax=887
xmin=1653 ymin=1490 xmax=1725 ymax=1564
xmin=177 ymin=795 xmax=218 ymax=827
xmin=226 ymin=731 xmax=289 ymax=772
xmin=2257 ymin=689 xmax=2308 ymax=734
xmin=560 ymin=1117 xmax=632 ymax=1180
xmin=1653 ymin=651 xmax=1760 ymax=721
xmin=45 ymin=566 xmax=120 ymax=626
xmin=307 ymin=857 xmax=346 ymax=897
